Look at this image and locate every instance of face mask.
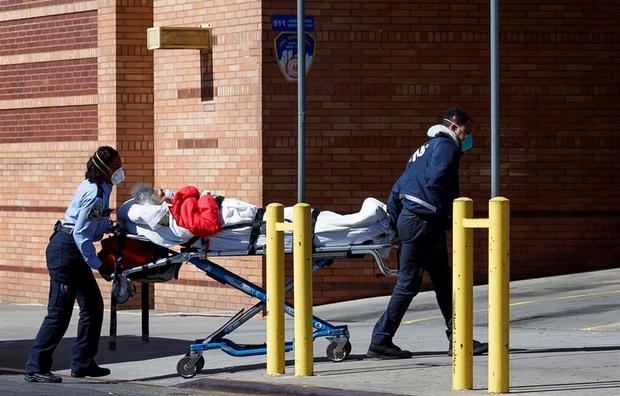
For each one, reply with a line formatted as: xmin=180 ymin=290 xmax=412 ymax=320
xmin=461 ymin=134 xmax=473 ymax=152
xmin=110 ymin=167 xmax=125 ymax=185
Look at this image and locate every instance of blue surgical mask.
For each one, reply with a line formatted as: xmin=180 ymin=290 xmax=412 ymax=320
xmin=110 ymin=167 xmax=125 ymax=185
xmin=461 ymin=134 xmax=473 ymax=152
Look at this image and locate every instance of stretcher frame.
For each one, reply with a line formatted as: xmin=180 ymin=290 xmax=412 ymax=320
xmin=107 ymin=234 xmax=397 ymax=378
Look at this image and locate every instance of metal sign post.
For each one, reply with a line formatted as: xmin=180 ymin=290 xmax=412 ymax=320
xmin=297 ymin=0 xmax=306 ymax=202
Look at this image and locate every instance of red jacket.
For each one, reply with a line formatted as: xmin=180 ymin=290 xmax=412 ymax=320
xmin=169 ymin=186 xmax=222 ymax=237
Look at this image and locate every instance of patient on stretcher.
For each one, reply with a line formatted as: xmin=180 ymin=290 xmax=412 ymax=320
xmin=117 ymin=184 xmax=222 ymax=244
xmin=117 ymin=185 xmax=395 ymax=252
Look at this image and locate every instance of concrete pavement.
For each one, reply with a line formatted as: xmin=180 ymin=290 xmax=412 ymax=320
xmin=1 ymin=268 xmax=619 ymax=395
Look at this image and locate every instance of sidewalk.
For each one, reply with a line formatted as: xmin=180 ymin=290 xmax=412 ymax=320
xmin=1 ymin=268 xmax=619 ymax=395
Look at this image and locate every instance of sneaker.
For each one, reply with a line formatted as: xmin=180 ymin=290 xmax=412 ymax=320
xmin=24 ymin=372 xmax=62 ymax=383
xmin=448 ymin=339 xmax=488 ymax=356
xmin=71 ymin=364 xmax=110 ymax=378
xmin=367 ymin=342 xmax=413 ymax=359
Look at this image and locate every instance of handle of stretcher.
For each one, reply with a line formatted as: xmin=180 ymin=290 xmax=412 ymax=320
xmin=119 ymin=236 xmax=398 ymax=278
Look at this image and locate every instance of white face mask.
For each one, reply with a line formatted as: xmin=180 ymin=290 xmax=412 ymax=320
xmin=110 ymin=167 xmax=125 ymax=185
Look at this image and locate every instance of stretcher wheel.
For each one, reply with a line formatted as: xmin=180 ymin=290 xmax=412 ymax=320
xmin=177 ymin=354 xmax=203 ymax=378
xmin=326 ymin=341 xmax=351 ymax=362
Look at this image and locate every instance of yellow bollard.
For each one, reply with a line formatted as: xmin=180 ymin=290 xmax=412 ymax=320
xmin=293 ymin=203 xmax=314 ymax=376
xmin=488 ymin=197 xmax=510 ymax=393
xmin=452 ymin=198 xmax=474 ymax=390
xmin=266 ymin=203 xmax=285 ymax=376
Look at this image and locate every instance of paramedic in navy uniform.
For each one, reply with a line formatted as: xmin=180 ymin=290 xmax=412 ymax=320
xmin=24 ymin=146 xmax=122 ymax=383
xmin=367 ymin=107 xmax=487 ymax=359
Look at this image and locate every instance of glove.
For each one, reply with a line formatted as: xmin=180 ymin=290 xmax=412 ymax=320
xmin=98 ymin=266 xmax=113 ymax=282
xmin=214 ymin=195 xmax=224 ymax=208
xmin=106 ymin=220 xmax=121 ymax=234
xmin=163 ymin=188 xmax=175 ymax=200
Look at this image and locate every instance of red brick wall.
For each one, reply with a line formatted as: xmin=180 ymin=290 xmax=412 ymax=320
xmin=0 ymin=0 xmax=83 ymax=12
xmin=113 ymin=1 xmax=155 ymax=201
xmin=1 ymin=0 xmax=619 ymax=311
xmin=110 ymin=1 xmax=155 ymax=309
xmin=150 ymin=0 xmax=263 ymax=312
xmin=0 ymin=59 xmax=97 ymax=99
xmin=0 ymin=105 xmax=97 ymax=143
xmin=262 ymin=0 xmax=620 ymax=304
xmin=0 ymin=11 xmax=97 ymax=56
xmin=0 ymin=1 xmax=101 ymax=305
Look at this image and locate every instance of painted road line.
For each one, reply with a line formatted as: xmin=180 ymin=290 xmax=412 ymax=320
xmin=581 ymin=322 xmax=620 ymax=331
xmin=404 ymin=290 xmax=620 ymax=325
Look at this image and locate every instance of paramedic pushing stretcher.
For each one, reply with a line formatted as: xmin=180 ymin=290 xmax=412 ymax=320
xmin=367 ymin=107 xmax=487 ymax=359
xmin=25 ymin=146 xmax=122 ymax=383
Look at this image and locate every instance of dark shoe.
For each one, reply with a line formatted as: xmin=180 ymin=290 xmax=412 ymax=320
xmin=24 ymin=372 xmax=62 ymax=383
xmin=71 ymin=365 xmax=110 ymax=378
xmin=448 ymin=339 xmax=488 ymax=356
xmin=367 ymin=342 xmax=413 ymax=359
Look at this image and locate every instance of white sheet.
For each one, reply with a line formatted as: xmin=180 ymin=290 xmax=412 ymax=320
xmin=116 ymin=198 xmax=192 ymax=246
xmin=117 ymin=197 xmax=395 ymax=251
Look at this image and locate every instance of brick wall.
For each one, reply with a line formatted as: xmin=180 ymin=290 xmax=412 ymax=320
xmin=150 ymin=0 xmax=263 ymax=312
xmin=1 ymin=0 xmax=619 ymax=311
xmin=113 ymin=1 xmax=155 ymax=203
xmin=0 ymin=106 xmax=97 ymax=143
xmin=0 ymin=0 xmax=83 ymax=12
xmin=261 ymin=0 xmax=620 ymax=304
xmin=0 ymin=0 xmax=155 ymax=307
xmin=0 ymin=59 xmax=97 ymax=99
xmin=0 ymin=11 xmax=97 ymax=56
xmin=0 ymin=1 xmax=104 ymax=305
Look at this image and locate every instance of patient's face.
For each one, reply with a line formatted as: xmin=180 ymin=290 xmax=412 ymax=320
xmin=151 ymin=188 xmax=165 ymax=203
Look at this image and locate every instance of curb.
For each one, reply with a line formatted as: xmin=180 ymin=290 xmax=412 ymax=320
xmin=177 ymin=377 xmax=402 ymax=396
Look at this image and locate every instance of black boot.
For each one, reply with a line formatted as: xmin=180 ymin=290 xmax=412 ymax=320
xmin=448 ymin=339 xmax=488 ymax=356
xmin=367 ymin=341 xmax=413 ymax=359
xmin=71 ymin=364 xmax=110 ymax=378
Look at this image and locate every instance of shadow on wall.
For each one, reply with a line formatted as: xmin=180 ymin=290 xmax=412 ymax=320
xmin=201 ymin=50 xmax=213 ymax=101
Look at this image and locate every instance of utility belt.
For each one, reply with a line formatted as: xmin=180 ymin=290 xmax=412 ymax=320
xmin=53 ymin=220 xmax=74 ymax=235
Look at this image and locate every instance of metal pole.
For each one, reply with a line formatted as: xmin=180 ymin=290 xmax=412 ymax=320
xmin=452 ymin=198 xmax=474 ymax=390
xmin=293 ymin=203 xmax=313 ymax=376
xmin=109 ymin=294 xmax=117 ymax=351
xmin=141 ymin=282 xmax=149 ymax=343
xmin=266 ymin=203 xmax=285 ymax=376
xmin=488 ymin=197 xmax=510 ymax=393
xmin=491 ymin=0 xmax=500 ymax=197
xmin=297 ymin=0 xmax=306 ymax=202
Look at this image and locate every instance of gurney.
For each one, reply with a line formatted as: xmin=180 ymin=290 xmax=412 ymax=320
xmin=103 ymin=197 xmax=399 ymax=378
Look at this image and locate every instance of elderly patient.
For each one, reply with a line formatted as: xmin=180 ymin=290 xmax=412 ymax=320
xmin=117 ymin=185 xmax=223 ymax=244
xmin=119 ymin=185 xmax=394 ymax=251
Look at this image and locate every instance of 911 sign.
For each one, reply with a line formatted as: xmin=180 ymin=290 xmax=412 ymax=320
xmin=271 ymin=15 xmax=314 ymax=32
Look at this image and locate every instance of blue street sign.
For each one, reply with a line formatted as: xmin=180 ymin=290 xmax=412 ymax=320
xmin=272 ymin=15 xmax=314 ymax=32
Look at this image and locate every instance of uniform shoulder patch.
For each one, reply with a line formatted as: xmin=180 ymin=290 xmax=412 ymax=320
xmin=88 ymin=204 xmax=103 ymax=220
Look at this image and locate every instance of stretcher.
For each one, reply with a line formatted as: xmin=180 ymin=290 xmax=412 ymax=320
xmin=104 ymin=197 xmax=398 ymax=378
xmin=106 ymin=233 xmax=397 ymax=378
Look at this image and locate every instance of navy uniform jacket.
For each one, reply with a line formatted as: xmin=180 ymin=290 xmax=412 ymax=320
xmin=387 ymin=132 xmax=461 ymax=231
xmin=60 ymin=180 xmax=113 ymax=270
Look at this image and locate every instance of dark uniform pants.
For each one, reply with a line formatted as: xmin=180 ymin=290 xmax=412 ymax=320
xmin=371 ymin=210 xmax=452 ymax=345
xmin=25 ymin=231 xmax=103 ymax=374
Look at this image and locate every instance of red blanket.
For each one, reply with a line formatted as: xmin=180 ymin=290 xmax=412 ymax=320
xmin=169 ymin=186 xmax=222 ymax=237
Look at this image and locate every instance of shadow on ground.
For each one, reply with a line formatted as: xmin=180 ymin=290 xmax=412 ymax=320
xmin=0 ymin=336 xmax=189 ymax=372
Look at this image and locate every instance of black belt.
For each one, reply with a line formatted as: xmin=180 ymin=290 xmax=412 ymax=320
xmin=54 ymin=220 xmax=74 ymax=235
